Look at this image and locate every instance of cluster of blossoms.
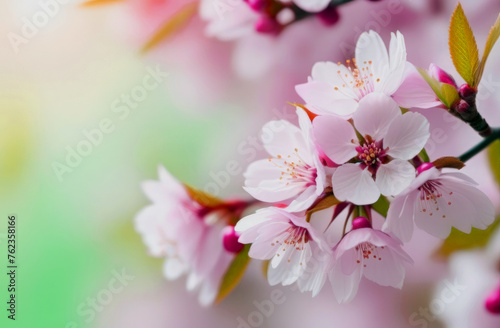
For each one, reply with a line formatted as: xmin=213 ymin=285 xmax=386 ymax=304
xmin=136 ymin=29 xmax=496 ymax=305
xmin=201 ymin=0 xmax=381 ymax=38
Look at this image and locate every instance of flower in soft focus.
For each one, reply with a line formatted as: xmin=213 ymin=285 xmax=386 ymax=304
xmin=296 ymin=30 xmax=408 ymax=117
xmin=293 ymin=0 xmax=331 ymax=13
xmin=135 ymin=166 xmax=238 ymax=306
xmin=329 ymin=217 xmax=413 ymax=303
xmin=235 ymin=206 xmax=331 ymax=294
xmin=313 ymin=93 xmax=430 ymax=205
xmin=244 ymin=108 xmax=327 ymax=212
xmin=383 ymin=163 xmax=495 ymax=242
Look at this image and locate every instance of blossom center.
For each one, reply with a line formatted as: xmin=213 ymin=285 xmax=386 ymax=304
xmin=417 ymin=180 xmax=453 ymax=218
xmin=356 ymin=140 xmax=387 ymax=169
xmin=271 ymin=226 xmax=310 ymax=265
xmin=355 ymin=242 xmax=384 ymax=267
xmin=333 ymin=59 xmax=380 ymax=100
xmin=270 ymin=149 xmax=317 ymax=187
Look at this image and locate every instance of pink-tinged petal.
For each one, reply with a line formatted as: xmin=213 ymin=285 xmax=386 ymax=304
xmin=376 ymin=160 xmax=416 ymax=197
xmin=135 ymin=205 xmax=170 ymax=257
xmin=297 ymin=107 xmax=313 ymax=150
xmin=235 ymin=210 xmax=275 ymax=235
xmin=286 ymin=185 xmax=318 ymax=212
xmin=163 ymin=258 xmax=187 ymax=280
xmin=352 ymin=93 xmax=401 ymax=140
xmin=383 ymin=192 xmax=417 ymax=242
xmin=362 ymin=247 xmax=407 ymax=289
xmin=293 ymin=0 xmax=330 ymax=12
xmin=329 ymin=262 xmax=362 ymax=304
xmin=379 ymin=31 xmax=407 ymax=95
xmin=243 ymin=159 xmax=306 ymax=203
xmin=384 ymin=112 xmax=430 ymax=160
xmin=310 ymin=62 xmax=357 ymax=98
xmin=332 ymin=164 xmax=380 ymax=205
xmin=295 ymin=81 xmax=359 ymax=117
xmin=355 ymin=31 xmax=389 ymax=84
xmin=192 ymin=226 xmax=223 ymax=278
xmin=313 ymin=115 xmax=357 ymax=164
xmin=392 ymin=63 xmax=443 ymax=109
xmin=297 ymin=245 xmax=330 ymax=296
xmin=261 ymin=120 xmax=311 ymax=163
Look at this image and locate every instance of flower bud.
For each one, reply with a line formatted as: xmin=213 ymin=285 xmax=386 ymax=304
xmin=222 ymin=226 xmax=244 ymax=253
xmin=459 ymin=83 xmax=477 ymax=102
xmin=352 ymin=217 xmax=372 ymax=230
xmin=417 ymin=162 xmax=434 ymax=175
xmin=255 ymin=16 xmax=281 ymax=35
xmin=485 ymin=287 xmax=500 ymax=314
xmin=248 ymin=0 xmax=269 ymax=12
xmin=317 ymin=6 xmax=340 ymax=26
xmin=455 ymin=99 xmax=471 ymax=113
xmin=429 ymin=64 xmax=457 ymax=88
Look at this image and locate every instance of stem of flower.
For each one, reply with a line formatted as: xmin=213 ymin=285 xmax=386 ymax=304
xmin=458 ymin=127 xmax=500 ymax=162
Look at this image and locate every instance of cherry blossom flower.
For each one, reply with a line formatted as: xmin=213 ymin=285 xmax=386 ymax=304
xmin=295 ymin=30 xmax=408 ymax=117
xmin=329 ymin=217 xmax=413 ymax=303
xmin=244 ymin=108 xmax=327 ymax=212
xmin=235 ymin=207 xmax=331 ymax=293
xmin=293 ymin=0 xmax=331 ymax=13
xmin=313 ymin=92 xmax=430 ymax=205
xmin=135 ymin=166 xmax=234 ymax=306
xmin=383 ymin=163 xmax=495 ymax=242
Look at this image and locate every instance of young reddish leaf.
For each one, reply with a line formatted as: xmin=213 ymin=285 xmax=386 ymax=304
xmin=475 ymin=13 xmax=500 ymax=86
xmin=215 ymin=244 xmax=251 ymax=304
xmin=184 ymin=184 xmax=224 ymax=208
xmin=449 ymin=3 xmax=479 ymax=87
xmin=435 ymin=218 xmax=500 ymax=258
xmin=305 ymin=194 xmax=340 ymax=222
xmin=81 ymin=0 xmax=124 ymax=7
xmin=432 ymin=156 xmax=465 ymax=170
xmin=488 ymin=140 xmax=500 ymax=189
xmin=141 ymin=3 xmax=197 ymax=53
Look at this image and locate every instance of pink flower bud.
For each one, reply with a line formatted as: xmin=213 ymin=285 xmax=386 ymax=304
xmin=429 ymin=64 xmax=457 ymax=88
xmin=352 ymin=217 xmax=372 ymax=230
xmin=316 ymin=6 xmax=340 ymax=26
xmin=459 ymin=83 xmax=477 ymax=101
xmin=455 ymin=99 xmax=470 ymax=113
xmin=254 ymin=16 xmax=281 ymax=35
xmin=222 ymin=226 xmax=244 ymax=253
xmin=485 ymin=287 xmax=500 ymax=314
xmin=417 ymin=162 xmax=434 ymax=175
xmin=248 ymin=0 xmax=268 ymax=12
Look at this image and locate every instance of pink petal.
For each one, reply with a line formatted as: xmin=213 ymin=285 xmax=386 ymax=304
xmin=375 ymin=160 xmax=416 ymax=197
xmin=384 ymin=112 xmax=430 ymax=160
xmin=312 ymin=116 xmax=357 ymax=164
xmin=352 ymin=93 xmax=401 ymax=140
xmin=332 ymin=164 xmax=380 ymax=205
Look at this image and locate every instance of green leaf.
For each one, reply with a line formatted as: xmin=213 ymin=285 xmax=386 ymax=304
xmin=371 ymin=195 xmax=390 ymax=217
xmin=435 ymin=218 xmax=500 ymax=258
xmin=419 ymin=148 xmax=430 ymax=163
xmin=184 ymin=184 xmax=224 ymax=208
xmin=449 ymin=3 xmax=480 ymax=87
xmin=215 ymin=244 xmax=251 ymax=304
xmin=488 ymin=139 xmax=500 ymax=189
xmin=417 ymin=68 xmax=460 ymax=108
xmin=141 ymin=3 xmax=197 ymax=53
xmin=475 ymin=13 xmax=500 ymax=86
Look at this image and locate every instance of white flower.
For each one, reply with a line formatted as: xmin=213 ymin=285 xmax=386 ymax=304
xmin=296 ymin=30 xmax=408 ymax=117
xmin=135 ymin=166 xmax=234 ymax=306
xmin=313 ymin=92 xmax=430 ymax=205
xmin=383 ymin=164 xmax=495 ymax=242
xmin=235 ymin=207 xmax=331 ymax=294
xmin=329 ymin=218 xmax=413 ymax=303
xmin=244 ymin=108 xmax=327 ymax=212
